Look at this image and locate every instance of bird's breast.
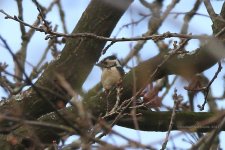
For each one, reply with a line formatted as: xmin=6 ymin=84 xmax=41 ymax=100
xmin=101 ymin=67 xmax=122 ymax=90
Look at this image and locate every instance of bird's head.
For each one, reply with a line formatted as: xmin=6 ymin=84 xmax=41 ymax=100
xmin=96 ymin=55 xmax=122 ymax=69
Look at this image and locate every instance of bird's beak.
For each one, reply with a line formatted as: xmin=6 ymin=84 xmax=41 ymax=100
xmin=95 ymin=62 xmax=102 ymax=67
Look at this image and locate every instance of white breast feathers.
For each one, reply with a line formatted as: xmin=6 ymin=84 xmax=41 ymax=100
xmin=101 ymin=67 xmax=122 ymax=90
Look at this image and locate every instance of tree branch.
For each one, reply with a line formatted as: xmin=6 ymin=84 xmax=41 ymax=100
xmin=0 ymin=0 xmax=133 ymax=119
xmin=1 ymin=0 xmax=225 ymax=149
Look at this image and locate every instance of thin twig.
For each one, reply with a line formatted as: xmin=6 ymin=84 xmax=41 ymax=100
xmin=0 ymin=35 xmax=81 ymax=134
xmin=122 ymin=0 xmax=180 ymax=66
xmin=0 ymin=114 xmax=74 ymax=133
xmin=190 ymin=112 xmax=225 ymax=150
xmin=36 ymin=26 xmax=58 ymax=69
xmin=101 ymin=41 xmax=115 ymax=55
xmin=13 ymin=0 xmax=56 ymax=83
xmin=97 ymin=38 xmax=190 ymax=142
xmin=185 ymin=61 xmax=223 ymax=110
xmin=55 ymin=74 xmax=86 ymax=118
xmin=98 ymin=119 xmax=154 ymax=149
xmin=198 ymin=61 xmax=222 ymax=110
xmin=0 ymin=9 xmax=213 ymax=42
xmin=215 ymin=26 xmax=225 ymax=38
xmin=161 ymin=76 xmax=177 ymax=99
xmin=16 ymin=0 xmax=26 ymax=36
xmin=161 ymin=89 xmax=179 ymax=150
xmin=56 ymin=0 xmax=68 ymax=34
xmin=130 ymin=58 xmax=140 ymax=133
xmin=32 ymin=0 xmax=52 ymax=32
xmin=115 ymin=10 xmax=210 ymax=39
xmin=181 ymin=0 xmax=202 ymax=34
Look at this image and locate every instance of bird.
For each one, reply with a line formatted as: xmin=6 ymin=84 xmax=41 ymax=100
xmin=96 ymin=55 xmax=125 ymax=91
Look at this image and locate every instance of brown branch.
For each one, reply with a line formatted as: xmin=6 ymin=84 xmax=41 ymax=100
xmin=1 ymin=34 xmax=80 ymax=134
xmin=191 ymin=112 xmax=225 ymax=149
xmin=0 ymin=0 xmax=225 ymax=148
xmin=30 ymin=107 xmax=225 ymax=132
xmin=181 ymin=0 xmax=202 ymax=34
xmin=16 ymin=0 xmax=26 ymax=36
xmin=122 ymin=0 xmax=179 ymax=66
xmin=139 ymin=0 xmax=152 ymax=9
xmin=203 ymin=0 xmax=217 ymax=22
xmin=13 ymin=0 xmax=57 ymax=83
xmin=198 ymin=61 xmax=223 ymax=110
xmin=84 ymin=36 xmax=225 ymax=118
xmin=32 ymin=0 xmax=52 ymax=33
xmin=97 ymin=39 xmax=190 ymax=141
xmin=0 ymin=10 xmax=215 ymax=42
xmin=3 ymin=106 xmax=219 ymax=149
xmin=115 ymin=11 xmax=210 ymax=38
xmin=35 ymin=26 xmax=58 ymax=70
xmin=0 ymin=114 xmax=74 ymax=133
xmin=98 ymin=119 xmax=154 ymax=149
xmin=0 ymin=0 xmax=133 ymax=125
xmin=161 ymin=89 xmax=180 ymax=150
xmin=56 ymin=0 xmax=68 ymax=34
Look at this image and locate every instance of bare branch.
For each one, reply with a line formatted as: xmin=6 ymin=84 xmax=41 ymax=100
xmin=56 ymin=0 xmax=68 ymax=34
xmin=0 ymin=10 xmax=214 ymax=43
xmin=161 ymin=89 xmax=181 ymax=150
xmin=16 ymin=0 xmax=26 ymax=36
xmin=199 ymin=61 xmax=222 ymax=110
xmin=181 ymin=0 xmax=202 ymax=34
xmin=203 ymin=0 xmax=217 ymax=22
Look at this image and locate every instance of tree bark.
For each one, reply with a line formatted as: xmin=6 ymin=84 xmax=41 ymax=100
xmin=0 ymin=0 xmax=133 ymax=119
xmin=0 ymin=1 xmax=225 ymax=149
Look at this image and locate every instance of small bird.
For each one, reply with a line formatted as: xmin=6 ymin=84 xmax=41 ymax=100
xmin=96 ymin=55 xmax=125 ymax=91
